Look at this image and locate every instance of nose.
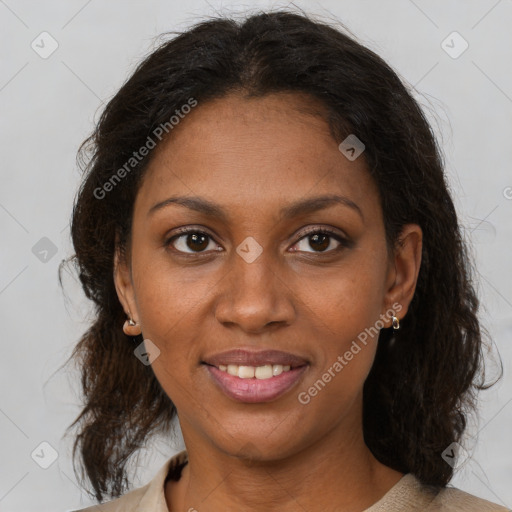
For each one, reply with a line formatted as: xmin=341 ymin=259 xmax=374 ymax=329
xmin=213 ymin=246 xmax=296 ymax=334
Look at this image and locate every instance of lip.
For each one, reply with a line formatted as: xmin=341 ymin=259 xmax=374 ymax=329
xmin=202 ymin=348 xmax=309 ymax=403
xmin=205 ymin=364 xmax=309 ymax=403
xmin=202 ymin=349 xmax=309 ymax=368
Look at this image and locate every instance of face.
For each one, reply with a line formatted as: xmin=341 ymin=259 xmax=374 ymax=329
xmin=115 ymin=92 xmax=422 ymax=461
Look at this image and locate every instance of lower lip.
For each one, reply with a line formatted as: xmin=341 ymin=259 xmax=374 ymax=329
xmin=204 ymin=364 xmax=308 ymax=403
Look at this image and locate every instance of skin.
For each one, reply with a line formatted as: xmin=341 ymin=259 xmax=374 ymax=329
xmin=114 ymin=91 xmax=423 ymax=511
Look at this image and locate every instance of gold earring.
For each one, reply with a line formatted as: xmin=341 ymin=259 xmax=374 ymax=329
xmin=392 ymin=316 xmax=400 ymax=330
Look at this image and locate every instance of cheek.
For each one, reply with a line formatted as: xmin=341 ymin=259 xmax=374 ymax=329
xmin=129 ymin=256 xmax=216 ymax=391
xmin=297 ymin=257 xmax=386 ymax=340
xmin=293 ymin=253 xmax=386 ymax=392
xmin=131 ymin=245 xmax=215 ymax=334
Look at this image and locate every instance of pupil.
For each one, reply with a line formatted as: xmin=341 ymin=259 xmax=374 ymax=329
xmin=310 ymin=233 xmax=329 ymax=251
xmin=187 ymin=233 xmax=208 ymax=251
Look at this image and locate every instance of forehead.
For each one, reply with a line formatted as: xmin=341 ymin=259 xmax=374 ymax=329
xmin=135 ymin=92 xmax=378 ymax=221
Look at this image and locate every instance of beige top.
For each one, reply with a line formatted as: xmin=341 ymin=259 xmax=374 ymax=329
xmin=71 ymin=450 xmax=510 ymax=512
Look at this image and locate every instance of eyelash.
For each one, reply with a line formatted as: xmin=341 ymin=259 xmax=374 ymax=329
xmin=165 ymin=226 xmax=351 ymax=256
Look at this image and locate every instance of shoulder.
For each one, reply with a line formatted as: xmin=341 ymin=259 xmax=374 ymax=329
xmin=69 ymin=484 xmax=149 ymax=512
xmin=427 ymin=485 xmax=510 ymax=511
xmin=369 ymin=472 xmax=509 ymax=512
xmin=68 ymin=450 xmax=188 ymax=512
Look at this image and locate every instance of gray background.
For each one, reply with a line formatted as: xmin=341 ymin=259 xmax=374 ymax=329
xmin=0 ymin=0 xmax=511 ymax=510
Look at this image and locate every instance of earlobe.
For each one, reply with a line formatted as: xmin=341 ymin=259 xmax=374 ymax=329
xmin=383 ymin=224 xmax=423 ymax=326
xmin=123 ymin=318 xmax=142 ymax=336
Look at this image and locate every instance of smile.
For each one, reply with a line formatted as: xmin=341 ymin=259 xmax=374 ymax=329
xmin=204 ymin=364 xmax=308 ymax=403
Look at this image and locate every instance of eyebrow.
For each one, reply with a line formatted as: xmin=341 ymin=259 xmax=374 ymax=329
xmin=148 ymin=193 xmax=363 ymax=221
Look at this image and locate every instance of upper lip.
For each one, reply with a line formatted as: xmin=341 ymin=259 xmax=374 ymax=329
xmin=202 ymin=349 xmax=309 ymax=368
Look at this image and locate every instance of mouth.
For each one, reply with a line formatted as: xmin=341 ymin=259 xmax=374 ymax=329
xmin=201 ymin=349 xmax=309 ymax=403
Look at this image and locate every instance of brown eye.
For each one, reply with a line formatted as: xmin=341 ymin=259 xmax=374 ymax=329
xmin=306 ymin=233 xmax=330 ymax=252
xmin=291 ymin=228 xmax=349 ymax=253
xmin=167 ymin=230 xmax=219 ymax=254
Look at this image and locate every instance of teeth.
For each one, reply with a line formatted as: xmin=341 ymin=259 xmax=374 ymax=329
xmin=255 ymin=365 xmax=273 ymax=379
xmin=217 ymin=363 xmax=293 ymax=379
xmin=239 ymin=366 xmax=255 ymax=379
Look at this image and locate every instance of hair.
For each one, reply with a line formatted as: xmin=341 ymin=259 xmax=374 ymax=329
xmin=61 ymin=8 xmax=501 ymax=502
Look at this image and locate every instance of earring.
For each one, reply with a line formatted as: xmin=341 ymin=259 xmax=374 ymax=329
xmin=392 ymin=316 xmax=400 ymax=330
xmin=128 ymin=318 xmax=136 ymax=326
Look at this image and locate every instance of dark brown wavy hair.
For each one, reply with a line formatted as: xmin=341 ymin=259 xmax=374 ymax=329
xmin=60 ymin=9 xmax=501 ymax=502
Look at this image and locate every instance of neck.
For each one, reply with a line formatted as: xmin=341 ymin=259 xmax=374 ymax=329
xmin=166 ymin=414 xmax=404 ymax=512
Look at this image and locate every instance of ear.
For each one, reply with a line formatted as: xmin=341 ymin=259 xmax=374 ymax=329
xmin=113 ymin=244 xmax=142 ymax=336
xmin=382 ymin=223 xmax=423 ymax=326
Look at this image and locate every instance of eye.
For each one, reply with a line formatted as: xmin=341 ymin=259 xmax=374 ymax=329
xmin=165 ymin=226 xmax=350 ymax=256
xmin=166 ymin=228 xmax=221 ymax=254
xmin=291 ymin=227 xmax=349 ymax=254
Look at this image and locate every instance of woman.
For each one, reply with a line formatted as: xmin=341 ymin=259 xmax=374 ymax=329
xmin=65 ymin=10 xmax=508 ymax=512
